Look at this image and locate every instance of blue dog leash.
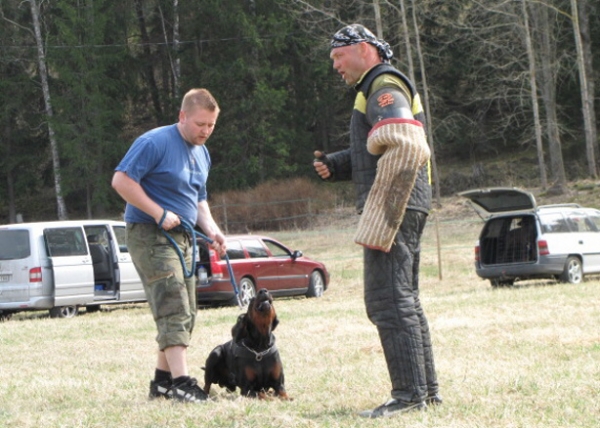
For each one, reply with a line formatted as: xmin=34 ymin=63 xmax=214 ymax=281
xmin=158 ymin=211 xmax=242 ymax=308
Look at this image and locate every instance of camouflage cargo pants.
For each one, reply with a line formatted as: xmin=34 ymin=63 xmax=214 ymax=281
xmin=126 ymin=223 xmax=197 ymax=350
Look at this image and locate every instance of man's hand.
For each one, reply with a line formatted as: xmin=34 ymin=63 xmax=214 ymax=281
xmin=156 ymin=210 xmax=181 ymax=230
xmin=112 ymin=171 xmax=171 ymax=226
xmin=313 ymin=150 xmax=332 ymax=180
xmin=210 ymin=231 xmax=227 ymax=257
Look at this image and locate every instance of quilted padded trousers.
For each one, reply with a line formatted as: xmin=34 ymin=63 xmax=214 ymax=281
xmin=364 ymin=210 xmax=438 ymax=403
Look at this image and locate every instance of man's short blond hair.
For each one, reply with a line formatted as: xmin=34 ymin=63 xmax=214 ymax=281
xmin=181 ymin=88 xmax=220 ymax=113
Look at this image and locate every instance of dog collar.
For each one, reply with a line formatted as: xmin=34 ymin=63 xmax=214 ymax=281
xmin=237 ymin=338 xmax=277 ymax=362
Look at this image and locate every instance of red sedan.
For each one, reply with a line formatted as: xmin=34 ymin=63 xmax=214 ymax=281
xmin=195 ymin=235 xmax=329 ymax=307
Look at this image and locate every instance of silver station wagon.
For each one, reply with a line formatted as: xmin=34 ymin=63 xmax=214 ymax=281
xmin=460 ymin=187 xmax=600 ymax=287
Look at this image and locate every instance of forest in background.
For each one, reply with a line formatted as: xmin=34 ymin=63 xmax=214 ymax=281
xmin=1 ymin=0 xmax=599 ymax=224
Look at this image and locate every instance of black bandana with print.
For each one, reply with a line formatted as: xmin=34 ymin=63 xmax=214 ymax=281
xmin=330 ymin=24 xmax=393 ymax=63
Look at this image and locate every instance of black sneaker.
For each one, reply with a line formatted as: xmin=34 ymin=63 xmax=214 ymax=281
xmin=170 ymin=377 xmax=208 ymax=403
xmin=426 ymin=393 xmax=443 ymax=406
xmin=149 ymin=379 xmax=172 ymax=400
xmin=359 ymin=398 xmax=426 ymax=418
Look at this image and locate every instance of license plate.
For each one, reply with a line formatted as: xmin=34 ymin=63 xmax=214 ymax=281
xmin=0 ymin=274 xmax=10 ymax=282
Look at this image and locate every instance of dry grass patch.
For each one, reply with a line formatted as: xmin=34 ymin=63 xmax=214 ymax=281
xmin=1 ymin=220 xmax=599 ymax=427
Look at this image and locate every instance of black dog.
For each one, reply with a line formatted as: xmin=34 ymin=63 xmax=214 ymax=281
xmin=203 ymin=288 xmax=290 ymax=399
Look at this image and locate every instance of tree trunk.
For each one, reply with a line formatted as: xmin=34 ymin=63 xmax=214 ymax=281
xmin=522 ymin=0 xmax=548 ymax=189
xmin=398 ymin=0 xmax=415 ymax=81
xmin=158 ymin=0 xmax=180 ymax=101
xmin=28 ymin=0 xmax=68 ymax=219
xmin=411 ymin=0 xmax=441 ymax=206
xmin=571 ymin=0 xmax=597 ymax=177
xmin=173 ymin=0 xmax=181 ymax=100
xmin=3 ymin=124 xmax=16 ymax=223
xmin=134 ymin=0 xmax=163 ymax=124
xmin=6 ymin=168 xmax=16 ymax=223
xmin=372 ymin=0 xmax=383 ymax=39
xmin=533 ymin=2 xmax=567 ymax=194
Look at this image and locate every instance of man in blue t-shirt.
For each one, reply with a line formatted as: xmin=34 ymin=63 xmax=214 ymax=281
xmin=112 ymin=88 xmax=225 ymax=403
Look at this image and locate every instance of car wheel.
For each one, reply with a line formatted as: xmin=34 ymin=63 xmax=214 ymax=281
xmin=49 ymin=305 xmax=79 ymax=319
xmin=306 ymin=270 xmax=325 ymax=298
xmin=559 ymin=256 xmax=582 ymax=284
xmin=232 ymin=277 xmax=256 ymax=307
xmin=490 ymin=279 xmax=514 ymax=288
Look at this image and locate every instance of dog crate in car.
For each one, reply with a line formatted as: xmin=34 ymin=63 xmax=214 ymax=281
xmin=479 ymin=215 xmax=537 ymax=265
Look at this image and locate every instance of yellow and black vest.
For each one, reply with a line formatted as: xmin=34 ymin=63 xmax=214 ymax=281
xmin=347 ymin=63 xmax=432 ymax=214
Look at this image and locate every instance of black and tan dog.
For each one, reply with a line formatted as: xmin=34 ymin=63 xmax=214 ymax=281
xmin=203 ymin=288 xmax=290 ymax=399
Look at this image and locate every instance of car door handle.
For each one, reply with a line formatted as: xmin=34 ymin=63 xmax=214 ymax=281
xmin=579 ymin=240 xmax=584 ymax=245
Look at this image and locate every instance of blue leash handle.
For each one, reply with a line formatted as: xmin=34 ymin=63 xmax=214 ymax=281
xmin=158 ymin=213 xmax=242 ymax=308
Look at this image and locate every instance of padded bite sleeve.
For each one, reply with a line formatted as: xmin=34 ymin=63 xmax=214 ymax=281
xmin=354 ymin=120 xmax=430 ymax=252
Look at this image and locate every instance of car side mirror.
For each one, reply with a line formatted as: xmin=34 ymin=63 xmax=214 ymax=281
xmin=292 ymin=250 xmax=303 ymax=259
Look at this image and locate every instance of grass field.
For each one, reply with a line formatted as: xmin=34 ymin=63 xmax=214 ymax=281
xmin=1 ymin=208 xmax=599 ymax=427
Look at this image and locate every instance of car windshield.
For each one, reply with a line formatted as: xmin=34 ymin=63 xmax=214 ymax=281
xmin=0 ymin=230 xmax=31 ymax=260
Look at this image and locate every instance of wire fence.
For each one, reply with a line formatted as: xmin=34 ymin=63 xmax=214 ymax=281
xmin=211 ymin=197 xmax=482 ymax=235
xmin=210 ymin=197 xmax=484 ymax=281
xmin=211 ymin=198 xmax=334 ymax=234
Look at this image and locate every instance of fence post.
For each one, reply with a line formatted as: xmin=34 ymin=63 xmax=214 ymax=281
xmin=222 ymin=196 xmax=229 ymax=234
xmin=434 ymin=210 xmax=443 ymax=280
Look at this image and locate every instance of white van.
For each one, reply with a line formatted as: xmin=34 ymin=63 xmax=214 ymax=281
xmin=0 ymin=220 xmax=146 ymax=320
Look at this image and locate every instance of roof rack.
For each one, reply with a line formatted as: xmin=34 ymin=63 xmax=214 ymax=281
xmin=537 ymin=203 xmax=581 ymax=210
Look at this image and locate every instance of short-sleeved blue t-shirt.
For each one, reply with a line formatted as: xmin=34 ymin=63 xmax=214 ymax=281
xmin=115 ymin=124 xmax=211 ymax=225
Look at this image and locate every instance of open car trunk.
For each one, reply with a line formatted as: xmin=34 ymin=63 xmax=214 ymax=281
xmin=479 ymin=214 xmax=538 ymax=265
xmin=459 ymin=188 xmax=539 ymax=267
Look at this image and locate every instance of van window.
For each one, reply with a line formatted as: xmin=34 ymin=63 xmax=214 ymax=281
xmin=44 ymin=228 xmax=88 ymax=257
xmin=0 ymin=230 xmax=31 ymax=260
xmin=113 ymin=225 xmax=129 ymax=253
xmin=538 ymin=213 xmax=570 ymax=233
xmin=84 ymin=226 xmax=109 ymax=246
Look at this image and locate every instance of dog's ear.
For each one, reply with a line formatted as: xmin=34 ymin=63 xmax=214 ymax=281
xmin=233 ymin=314 xmax=249 ymax=342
